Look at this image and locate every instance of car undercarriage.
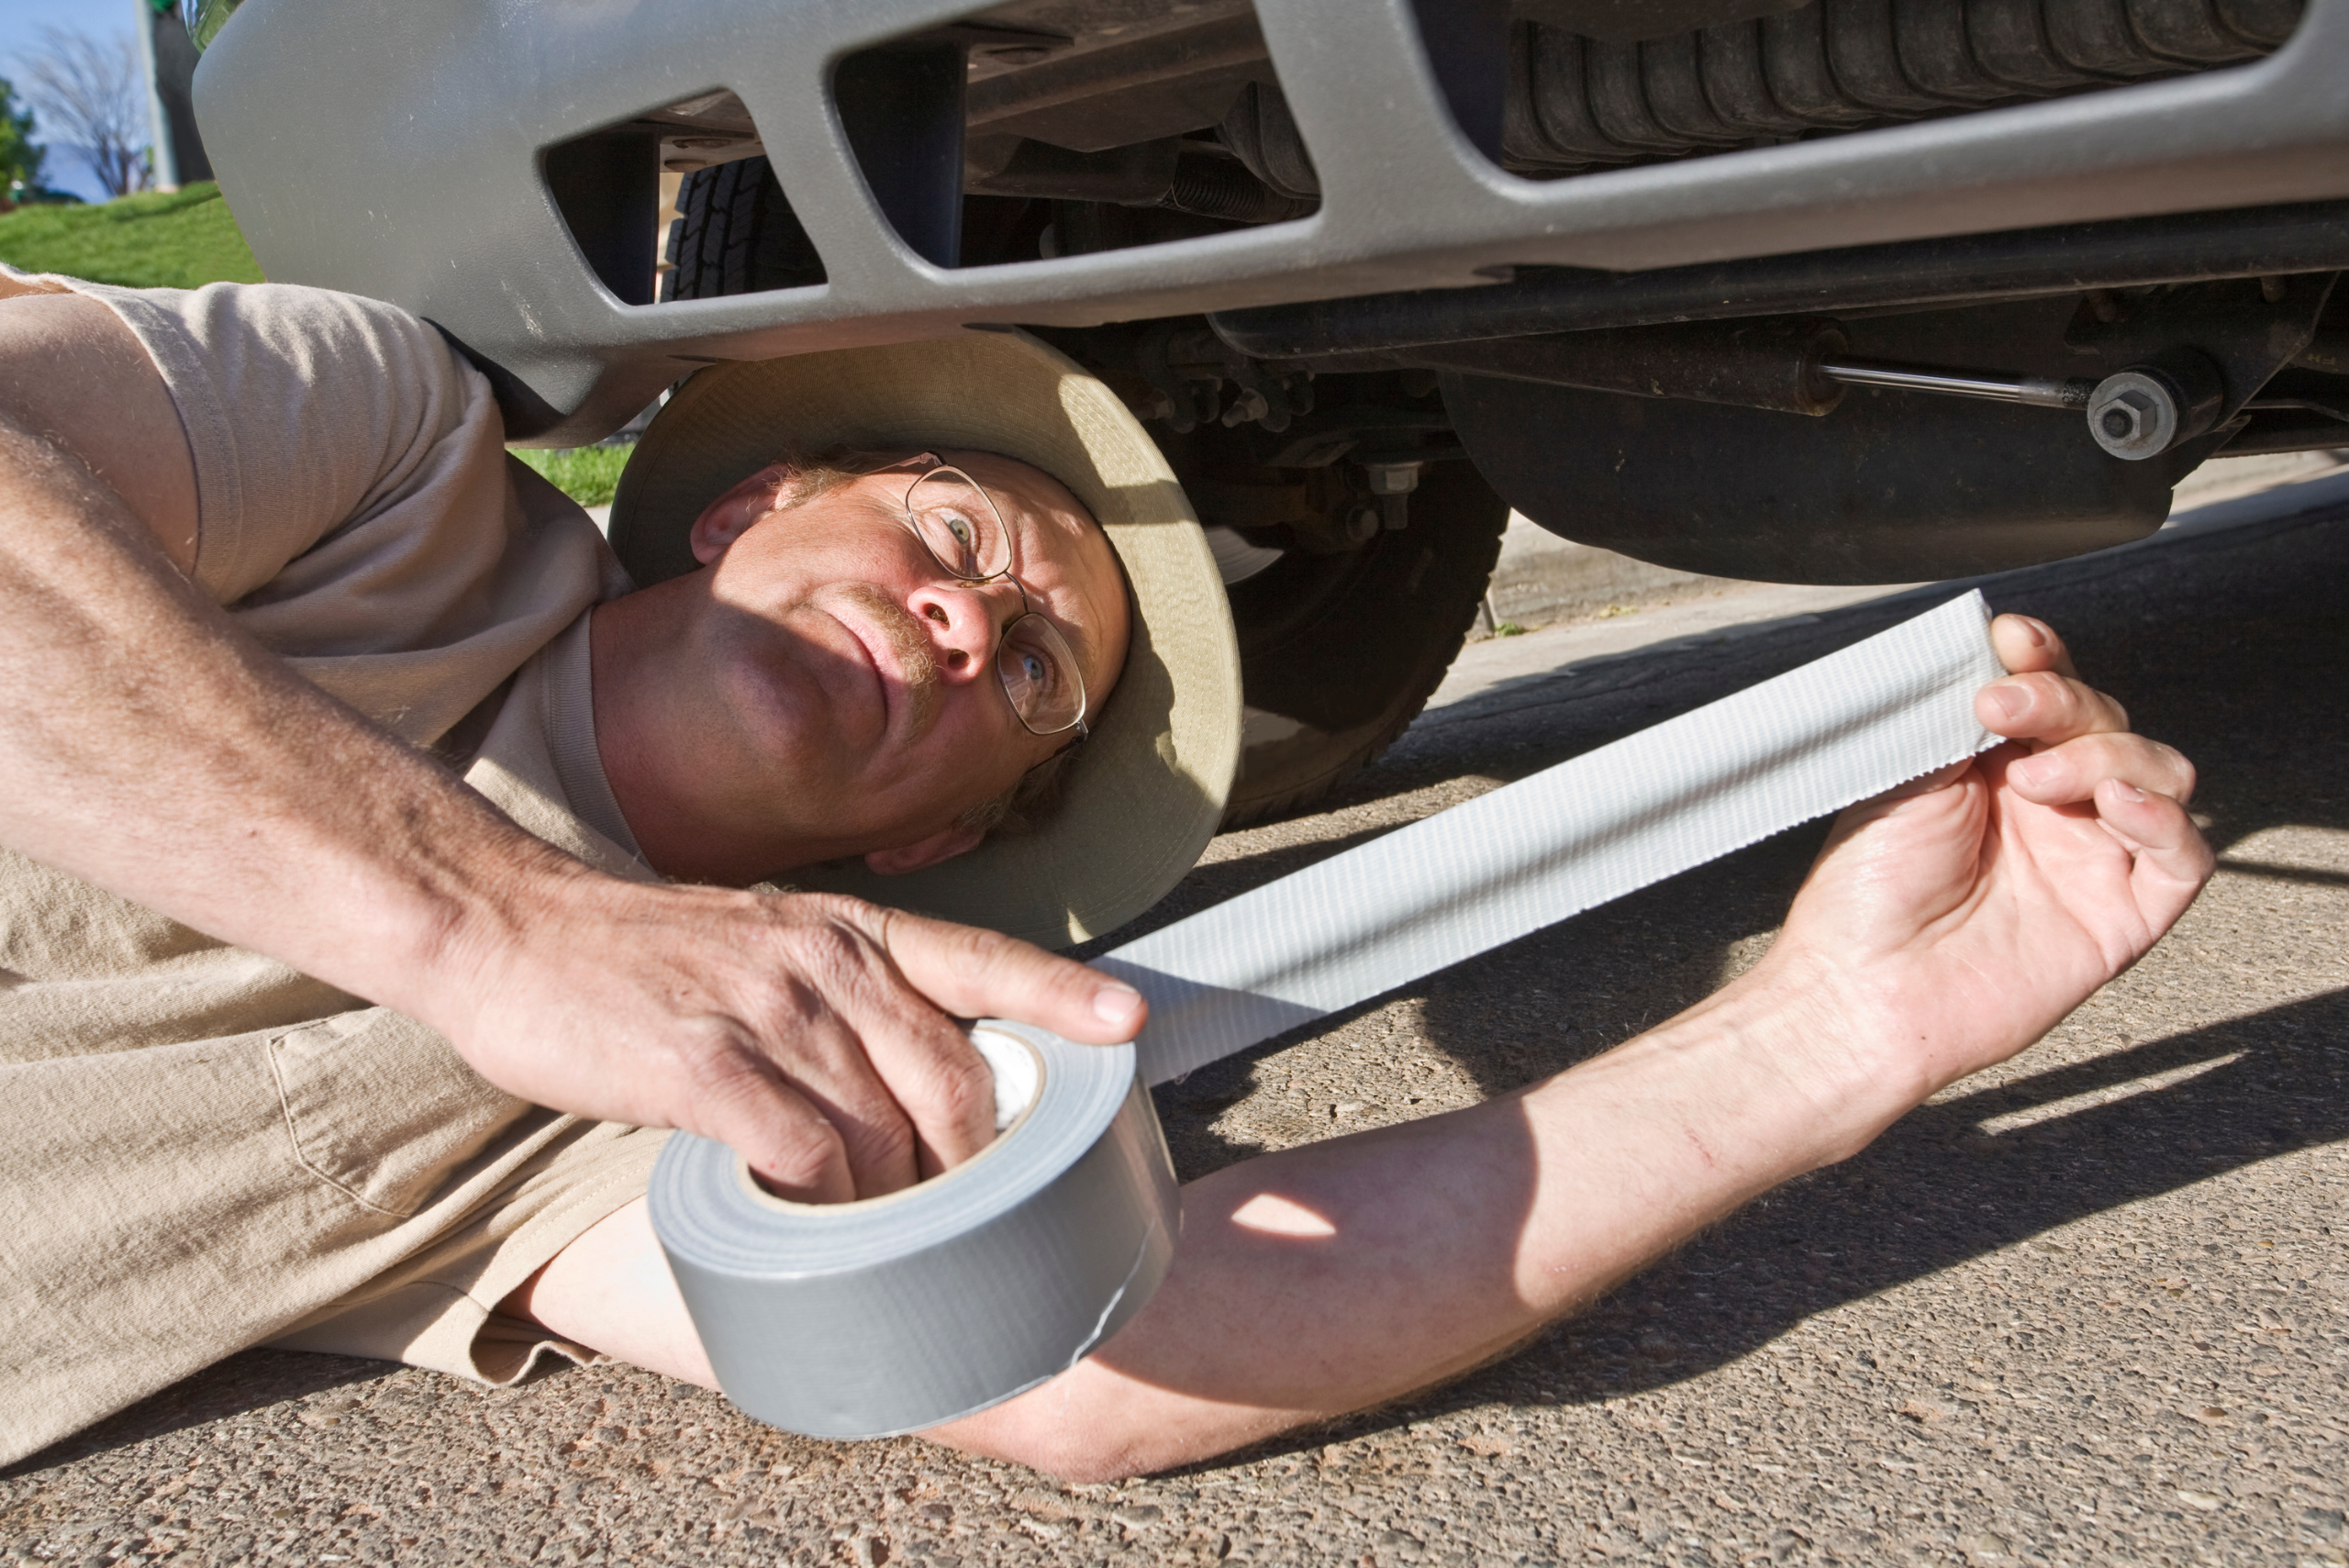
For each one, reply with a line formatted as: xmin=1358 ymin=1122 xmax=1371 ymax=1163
xmin=195 ymin=0 xmax=2349 ymax=817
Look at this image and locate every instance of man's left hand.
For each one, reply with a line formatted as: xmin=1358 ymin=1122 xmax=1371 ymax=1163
xmin=1756 ymin=612 xmax=2214 ymax=1114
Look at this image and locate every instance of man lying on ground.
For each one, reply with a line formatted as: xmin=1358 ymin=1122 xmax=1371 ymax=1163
xmin=0 ymin=268 xmax=2211 ymax=1479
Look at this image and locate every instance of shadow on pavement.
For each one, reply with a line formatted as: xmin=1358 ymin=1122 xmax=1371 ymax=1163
xmin=1333 ymin=482 xmax=2349 ymax=848
xmin=1532 ymin=983 xmax=2348 ymax=1406
xmin=3 ymin=1351 xmax=387 ymax=1480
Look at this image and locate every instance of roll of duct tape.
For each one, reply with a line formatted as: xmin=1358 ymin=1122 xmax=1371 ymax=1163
xmin=653 ymin=591 xmax=2006 ymax=1439
xmin=651 ymin=1025 xmax=1179 ymax=1439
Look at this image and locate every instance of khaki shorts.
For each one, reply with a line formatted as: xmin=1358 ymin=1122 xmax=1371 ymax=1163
xmin=0 ymin=1004 xmax=668 ymax=1467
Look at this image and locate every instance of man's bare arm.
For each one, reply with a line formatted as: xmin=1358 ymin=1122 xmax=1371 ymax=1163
xmin=0 ymin=295 xmax=1147 ymax=1199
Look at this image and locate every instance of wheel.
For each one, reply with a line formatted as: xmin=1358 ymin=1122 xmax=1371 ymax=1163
xmin=1216 ymin=461 xmax=1509 ymax=827
xmin=662 ymin=157 xmax=825 ymax=300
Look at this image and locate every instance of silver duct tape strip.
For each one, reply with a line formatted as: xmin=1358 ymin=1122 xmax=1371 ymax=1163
xmin=1099 ymin=590 xmax=2004 ymax=1085
xmin=652 ymin=591 xmax=2003 ymax=1438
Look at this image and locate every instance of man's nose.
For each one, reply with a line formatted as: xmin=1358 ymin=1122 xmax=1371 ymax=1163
xmin=908 ymin=579 xmax=1019 ymax=681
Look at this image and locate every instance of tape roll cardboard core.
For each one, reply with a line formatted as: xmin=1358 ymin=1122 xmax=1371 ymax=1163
xmin=974 ymin=1026 xmax=1042 ymax=1131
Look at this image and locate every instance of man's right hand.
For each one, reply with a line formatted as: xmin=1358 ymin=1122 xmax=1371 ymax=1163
xmin=423 ymin=868 xmax=1147 ymax=1203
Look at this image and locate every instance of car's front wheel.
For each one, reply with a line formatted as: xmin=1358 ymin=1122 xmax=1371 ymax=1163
xmin=1212 ymin=461 xmax=1508 ymax=826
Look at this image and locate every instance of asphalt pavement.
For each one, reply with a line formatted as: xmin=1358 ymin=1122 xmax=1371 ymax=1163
xmin=6 ymin=470 xmax=2347 ymax=1567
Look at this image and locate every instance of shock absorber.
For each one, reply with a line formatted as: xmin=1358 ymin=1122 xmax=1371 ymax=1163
xmin=1818 ymin=349 xmax=2228 ymax=460
xmin=1277 ymin=316 xmax=2233 ymax=462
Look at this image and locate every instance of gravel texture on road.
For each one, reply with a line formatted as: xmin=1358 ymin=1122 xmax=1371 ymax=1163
xmin=6 ymin=484 xmax=2346 ymax=1567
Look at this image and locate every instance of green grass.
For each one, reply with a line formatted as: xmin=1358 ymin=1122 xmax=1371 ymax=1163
xmin=512 ymin=442 xmax=636 ymax=507
xmin=0 ymin=183 xmax=263 ymax=289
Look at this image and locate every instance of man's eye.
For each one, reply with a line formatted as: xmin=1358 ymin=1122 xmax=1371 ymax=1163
xmin=1005 ymin=641 xmax=1062 ymax=706
xmin=921 ymin=507 xmax=988 ymax=573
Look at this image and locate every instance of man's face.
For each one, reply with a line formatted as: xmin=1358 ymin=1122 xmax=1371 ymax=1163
xmin=621 ymin=450 xmax=1130 ymax=878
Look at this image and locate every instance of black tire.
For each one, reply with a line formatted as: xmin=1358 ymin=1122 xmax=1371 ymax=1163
xmin=1219 ymin=461 xmax=1509 ymax=827
xmin=662 ymin=157 xmax=825 ymax=300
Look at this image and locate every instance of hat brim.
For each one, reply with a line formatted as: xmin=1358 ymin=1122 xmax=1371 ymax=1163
xmin=607 ymin=330 xmax=1241 ymax=949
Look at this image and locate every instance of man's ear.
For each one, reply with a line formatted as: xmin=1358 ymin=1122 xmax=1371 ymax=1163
xmin=863 ymin=823 xmax=986 ymax=876
xmin=689 ymin=465 xmax=787 ymax=564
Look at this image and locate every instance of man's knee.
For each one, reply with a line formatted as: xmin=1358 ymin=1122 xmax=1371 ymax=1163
xmin=504 ymin=1198 xmax=718 ymax=1390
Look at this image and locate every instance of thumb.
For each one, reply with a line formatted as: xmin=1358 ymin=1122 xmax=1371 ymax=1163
xmin=871 ymin=907 xmax=1147 ymax=1043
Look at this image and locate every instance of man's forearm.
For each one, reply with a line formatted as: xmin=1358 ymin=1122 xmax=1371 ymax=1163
xmin=0 ymin=410 xmax=577 ymax=1025
xmin=937 ymin=958 xmax=1900 ymax=1480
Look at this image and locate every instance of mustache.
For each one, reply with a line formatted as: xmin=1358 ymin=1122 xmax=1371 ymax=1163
xmin=832 ymin=584 xmax=941 ymax=734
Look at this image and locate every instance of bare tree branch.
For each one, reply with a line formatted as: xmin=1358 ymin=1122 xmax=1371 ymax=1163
xmin=19 ymin=28 xmax=150 ymax=200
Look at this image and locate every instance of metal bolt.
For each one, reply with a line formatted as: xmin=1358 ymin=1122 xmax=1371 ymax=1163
xmin=1219 ymin=388 xmax=1271 ymax=428
xmin=2086 ymin=371 xmax=2183 ymax=461
xmin=1344 ymin=506 xmax=1381 ymax=544
xmin=2099 ymin=395 xmax=2150 ymax=441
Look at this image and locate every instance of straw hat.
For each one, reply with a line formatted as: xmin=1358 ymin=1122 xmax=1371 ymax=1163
xmin=607 ymin=329 xmax=1242 ymax=950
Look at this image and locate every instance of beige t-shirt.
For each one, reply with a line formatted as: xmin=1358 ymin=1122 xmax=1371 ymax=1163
xmin=0 ymin=273 xmax=670 ymax=1466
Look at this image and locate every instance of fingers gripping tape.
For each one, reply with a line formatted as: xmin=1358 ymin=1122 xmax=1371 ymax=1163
xmin=651 ymin=592 xmax=2003 ymax=1438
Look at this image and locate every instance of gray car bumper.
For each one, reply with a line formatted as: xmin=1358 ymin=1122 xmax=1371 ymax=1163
xmin=197 ymin=0 xmax=2349 ymax=444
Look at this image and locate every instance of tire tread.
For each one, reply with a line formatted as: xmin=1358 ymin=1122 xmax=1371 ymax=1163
xmin=663 ymin=157 xmax=825 ymax=301
xmin=1219 ymin=470 xmax=1508 ymax=828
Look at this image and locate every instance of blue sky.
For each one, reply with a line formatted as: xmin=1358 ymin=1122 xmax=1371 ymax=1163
xmin=2 ymin=0 xmax=150 ymax=201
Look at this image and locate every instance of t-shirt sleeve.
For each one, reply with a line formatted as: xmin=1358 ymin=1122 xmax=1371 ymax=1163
xmin=53 ymin=275 xmax=619 ymax=750
xmin=67 ymin=279 xmax=500 ymax=606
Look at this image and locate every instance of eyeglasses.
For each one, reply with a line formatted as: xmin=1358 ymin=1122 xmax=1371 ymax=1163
xmin=892 ymin=456 xmax=1089 ymax=739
